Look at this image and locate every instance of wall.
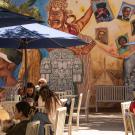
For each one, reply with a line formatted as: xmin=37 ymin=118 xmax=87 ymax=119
xmin=0 ymin=0 xmax=135 ymax=107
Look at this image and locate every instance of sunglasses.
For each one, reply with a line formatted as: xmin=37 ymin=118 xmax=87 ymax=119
xmin=38 ymin=81 xmax=45 ymax=84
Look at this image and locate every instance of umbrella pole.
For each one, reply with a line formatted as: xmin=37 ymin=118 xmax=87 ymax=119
xmin=24 ymin=48 xmax=28 ymax=87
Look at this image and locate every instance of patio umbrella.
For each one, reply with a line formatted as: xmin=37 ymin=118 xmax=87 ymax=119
xmin=0 ymin=7 xmax=41 ymax=28
xmin=0 ymin=23 xmax=87 ymax=85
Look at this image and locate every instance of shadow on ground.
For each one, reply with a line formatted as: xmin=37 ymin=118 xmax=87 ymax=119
xmin=72 ymin=112 xmax=124 ymax=132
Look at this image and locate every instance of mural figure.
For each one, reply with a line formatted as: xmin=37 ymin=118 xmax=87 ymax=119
xmin=92 ymin=0 xmax=113 ymax=23
xmin=94 ymin=3 xmax=112 ymax=22
xmin=0 ymin=49 xmax=22 ymax=87
xmin=117 ymin=2 xmax=134 ymax=21
xmin=131 ymin=20 xmax=135 ymax=35
xmin=47 ymin=0 xmax=95 ymax=55
xmin=95 ymin=27 xmax=108 ymax=44
xmin=116 ymin=35 xmax=129 ymax=55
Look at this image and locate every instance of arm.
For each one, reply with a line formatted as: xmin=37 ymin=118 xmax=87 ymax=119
xmin=75 ymin=5 xmax=93 ymax=32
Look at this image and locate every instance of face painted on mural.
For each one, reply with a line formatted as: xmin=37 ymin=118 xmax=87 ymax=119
xmin=122 ymin=6 xmax=131 ymax=18
xmin=118 ymin=36 xmax=128 ymax=48
xmin=48 ymin=7 xmax=65 ymax=29
xmin=0 ymin=58 xmax=10 ymax=77
xmin=0 ymin=49 xmax=22 ymax=86
xmin=46 ymin=0 xmax=95 ymax=55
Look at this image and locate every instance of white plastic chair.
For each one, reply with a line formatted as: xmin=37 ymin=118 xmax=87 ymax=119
xmin=45 ymin=107 xmax=67 ymax=135
xmin=25 ymin=121 xmax=40 ymax=135
xmin=66 ymin=98 xmax=75 ymax=135
xmin=55 ymin=91 xmax=66 ymax=99
xmin=129 ymin=112 xmax=135 ymax=135
xmin=121 ymin=101 xmax=132 ymax=135
xmin=72 ymin=93 xmax=83 ymax=130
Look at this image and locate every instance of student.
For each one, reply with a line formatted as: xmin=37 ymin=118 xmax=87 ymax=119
xmin=5 ymin=101 xmax=30 ymax=135
xmin=37 ymin=86 xmax=62 ymax=126
xmin=23 ymin=82 xmax=36 ymax=106
xmin=38 ymin=78 xmax=48 ymax=89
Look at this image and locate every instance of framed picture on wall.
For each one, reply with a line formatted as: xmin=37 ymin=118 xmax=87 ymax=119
xmin=92 ymin=0 xmax=114 ymax=23
xmin=115 ymin=34 xmax=129 ymax=55
xmin=117 ymin=2 xmax=134 ymax=21
xmin=95 ymin=27 xmax=108 ymax=44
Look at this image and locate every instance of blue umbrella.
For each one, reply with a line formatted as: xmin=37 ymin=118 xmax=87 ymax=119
xmin=0 ymin=23 xmax=86 ymax=48
xmin=0 ymin=23 xmax=87 ymax=85
xmin=0 ymin=7 xmax=41 ymax=28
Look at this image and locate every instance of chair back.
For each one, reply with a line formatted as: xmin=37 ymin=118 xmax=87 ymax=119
xmin=77 ymin=93 xmax=83 ymax=115
xmin=85 ymin=90 xmax=90 ymax=109
xmin=55 ymin=91 xmax=66 ymax=99
xmin=85 ymin=90 xmax=90 ymax=122
xmin=65 ymin=90 xmax=73 ymax=96
xmin=121 ymin=101 xmax=132 ymax=135
xmin=54 ymin=107 xmax=67 ymax=135
xmin=129 ymin=112 xmax=135 ymax=135
xmin=68 ymin=98 xmax=75 ymax=125
xmin=25 ymin=121 xmax=40 ymax=135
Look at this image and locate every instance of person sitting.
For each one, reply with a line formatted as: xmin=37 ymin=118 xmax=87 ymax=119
xmin=130 ymin=91 xmax=135 ymax=114
xmin=4 ymin=101 xmax=30 ymax=135
xmin=38 ymin=78 xmax=48 ymax=89
xmin=36 ymin=86 xmax=62 ymax=126
xmin=29 ymin=106 xmax=51 ymax=135
xmin=23 ymin=82 xmax=36 ymax=106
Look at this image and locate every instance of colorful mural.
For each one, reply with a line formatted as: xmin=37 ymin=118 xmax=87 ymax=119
xmin=0 ymin=0 xmax=135 ymax=106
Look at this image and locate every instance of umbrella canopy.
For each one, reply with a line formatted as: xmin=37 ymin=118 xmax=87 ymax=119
xmin=0 ymin=23 xmax=87 ymax=86
xmin=0 ymin=7 xmax=41 ymax=28
xmin=0 ymin=23 xmax=86 ymax=48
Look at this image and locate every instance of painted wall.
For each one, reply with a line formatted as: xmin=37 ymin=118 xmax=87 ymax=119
xmin=0 ymin=0 xmax=135 ymax=107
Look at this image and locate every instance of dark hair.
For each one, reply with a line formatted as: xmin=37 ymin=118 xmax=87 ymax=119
xmin=39 ymin=86 xmax=61 ymax=113
xmin=26 ymin=82 xmax=35 ymax=89
xmin=16 ymin=101 xmax=31 ymax=117
xmin=122 ymin=6 xmax=131 ymax=12
xmin=96 ymin=2 xmax=106 ymax=8
xmin=118 ymin=36 xmax=127 ymax=45
xmin=25 ymin=82 xmax=36 ymax=98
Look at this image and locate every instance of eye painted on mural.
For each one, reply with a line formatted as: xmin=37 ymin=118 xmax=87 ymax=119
xmin=117 ymin=2 xmax=134 ymax=22
xmin=92 ymin=0 xmax=114 ymax=23
xmin=95 ymin=27 xmax=108 ymax=45
xmin=115 ymin=34 xmax=129 ymax=55
xmin=131 ymin=20 xmax=135 ymax=36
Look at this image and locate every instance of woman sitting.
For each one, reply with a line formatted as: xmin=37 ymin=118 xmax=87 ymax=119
xmin=37 ymin=86 xmax=62 ymax=126
xmin=4 ymin=101 xmax=30 ymax=135
xmin=23 ymin=82 xmax=36 ymax=106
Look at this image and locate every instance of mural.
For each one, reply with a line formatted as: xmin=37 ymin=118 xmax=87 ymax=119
xmin=92 ymin=0 xmax=113 ymax=23
xmin=40 ymin=49 xmax=82 ymax=93
xmin=95 ymin=27 xmax=108 ymax=44
xmin=0 ymin=0 xmax=135 ymax=106
xmin=0 ymin=49 xmax=22 ymax=87
xmin=117 ymin=2 xmax=134 ymax=22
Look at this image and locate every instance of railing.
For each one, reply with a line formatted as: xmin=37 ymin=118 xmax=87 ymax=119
xmin=95 ymin=85 xmax=133 ymax=112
